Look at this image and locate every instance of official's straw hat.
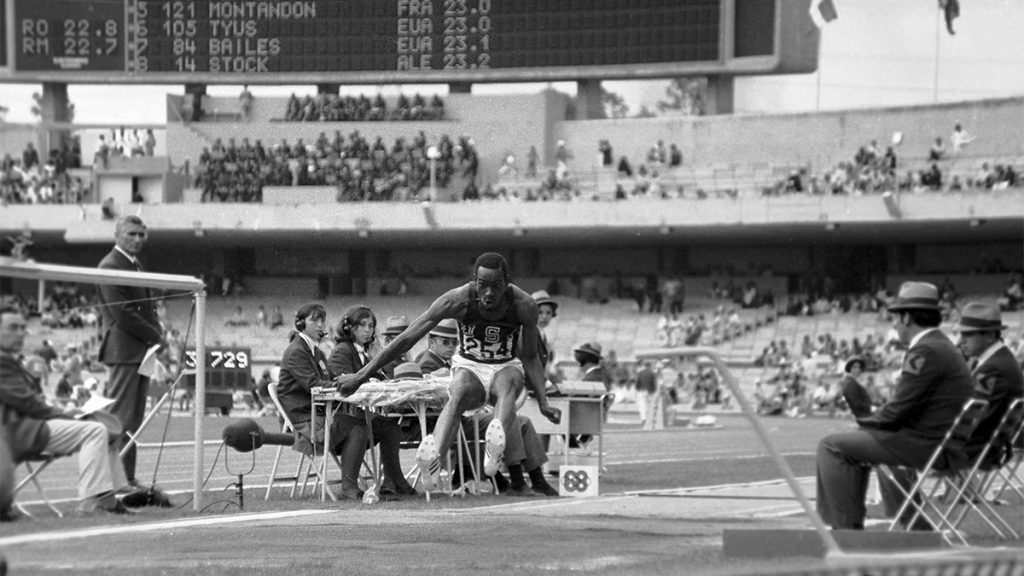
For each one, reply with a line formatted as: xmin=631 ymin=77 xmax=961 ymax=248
xmin=956 ymin=302 xmax=1007 ymax=333
xmin=887 ymin=281 xmax=942 ymax=311
xmin=531 ymin=290 xmax=559 ymax=314
xmin=573 ymin=341 xmax=603 ymax=361
xmin=429 ymin=318 xmax=458 ymax=338
xmin=381 ymin=315 xmax=409 ymax=336
xmin=392 ymin=362 xmax=424 ymax=380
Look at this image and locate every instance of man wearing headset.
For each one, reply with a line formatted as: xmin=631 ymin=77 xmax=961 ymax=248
xmin=276 ymin=303 xmax=367 ymax=500
xmin=336 ymin=252 xmax=561 ymax=491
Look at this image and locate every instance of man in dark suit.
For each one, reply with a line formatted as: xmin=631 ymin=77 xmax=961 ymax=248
xmin=957 ymin=302 xmax=1024 ymax=468
xmin=414 ymin=318 xmax=457 ymax=374
xmin=276 ymin=303 xmax=366 ymax=500
xmin=1 ymin=307 xmax=134 ymax=515
xmin=816 ymin=281 xmax=974 ymax=530
xmin=97 ymin=215 xmax=163 ymax=487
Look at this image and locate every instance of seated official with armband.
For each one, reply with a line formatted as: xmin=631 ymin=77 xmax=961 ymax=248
xmin=275 ymin=303 xmax=369 ymax=501
xmin=0 ymin=307 xmax=136 ymax=516
xmin=327 ymin=305 xmax=417 ymax=500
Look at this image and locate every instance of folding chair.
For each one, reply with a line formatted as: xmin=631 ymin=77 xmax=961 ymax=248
xmin=264 ymin=382 xmax=320 ymax=500
xmin=986 ymin=398 xmax=1024 ymax=505
xmin=945 ymin=398 xmax=1024 ymax=539
xmin=881 ymin=398 xmax=989 ymax=546
xmin=13 ymin=455 xmax=64 ymax=517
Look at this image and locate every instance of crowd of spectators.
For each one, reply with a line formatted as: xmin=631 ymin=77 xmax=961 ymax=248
xmin=1 ymin=140 xmax=88 ymax=205
xmin=193 ymin=131 xmax=477 ymax=203
xmin=284 ymin=92 xmax=444 ymax=122
xmin=93 ymin=128 xmax=159 ymax=168
xmin=765 ymin=133 xmax=1020 ymax=197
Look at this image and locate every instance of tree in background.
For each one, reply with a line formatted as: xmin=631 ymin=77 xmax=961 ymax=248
xmin=657 ymin=77 xmax=708 ymax=117
xmin=601 ymin=87 xmax=630 ymax=119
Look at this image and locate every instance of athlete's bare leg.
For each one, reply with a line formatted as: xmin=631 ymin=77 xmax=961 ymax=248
xmin=489 ymin=367 xmax=525 ymax=445
xmin=432 ymin=369 xmax=487 ymax=466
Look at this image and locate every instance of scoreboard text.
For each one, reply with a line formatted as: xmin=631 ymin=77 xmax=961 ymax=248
xmin=3 ymin=0 xmax=818 ymax=81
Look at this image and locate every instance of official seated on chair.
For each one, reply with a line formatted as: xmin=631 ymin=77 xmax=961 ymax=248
xmin=275 ymin=303 xmax=369 ymax=501
xmin=0 ymin=306 xmax=135 ymax=516
xmin=956 ymin=302 xmax=1024 ymax=469
xmin=326 ymin=305 xmax=417 ymax=500
xmin=814 ymin=282 xmax=975 ymax=531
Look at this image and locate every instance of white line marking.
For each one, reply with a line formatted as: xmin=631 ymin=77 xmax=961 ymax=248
xmin=608 ymin=451 xmax=814 ymax=467
xmin=0 ymin=509 xmax=335 ymax=547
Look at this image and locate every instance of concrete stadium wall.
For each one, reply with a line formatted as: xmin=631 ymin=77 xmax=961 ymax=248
xmin=162 ymin=93 xmax=1023 ymax=193
xmin=0 ymin=123 xmax=39 ymax=158
xmin=556 ymin=96 xmax=1024 ymax=174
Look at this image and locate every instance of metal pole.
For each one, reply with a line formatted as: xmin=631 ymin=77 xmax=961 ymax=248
xmin=193 ymin=289 xmax=206 ymax=511
xmin=638 ymin=347 xmax=843 ymax=556
xmin=933 ymin=7 xmax=941 ymax=103
xmin=711 ymin=350 xmax=842 ymax=556
xmin=429 ymin=157 xmax=437 ymax=201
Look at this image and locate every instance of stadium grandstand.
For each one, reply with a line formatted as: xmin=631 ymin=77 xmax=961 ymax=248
xmin=2 ymin=0 xmax=1023 ymax=571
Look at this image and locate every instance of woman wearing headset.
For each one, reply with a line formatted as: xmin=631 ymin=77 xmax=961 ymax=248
xmin=327 ymin=305 xmax=417 ymax=500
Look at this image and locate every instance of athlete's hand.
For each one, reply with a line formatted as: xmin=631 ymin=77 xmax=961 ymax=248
xmin=335 ymin=374 xmax=361 ymax=396
xmin=539 ymin=404 xmax=561 ymax=425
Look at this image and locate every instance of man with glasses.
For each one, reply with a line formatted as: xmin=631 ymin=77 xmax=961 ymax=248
xmin=415 ymin=318 xmax=458 ymax=374
xmin=97 ymin=215 xmax=164 ymax=490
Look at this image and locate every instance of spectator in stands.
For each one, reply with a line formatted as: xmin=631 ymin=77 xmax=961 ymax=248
xmin=635 ymin=361 xmax=657 ymax=426
xmin=928 ymin=137 xmax=946 ymax=161
xmin=142 ymin=130 xmax=156 ymax=157
xmin=598 ymin=140 xmax=613 ymax=167
xmin=668 ymin=144 xmax=683 ymax=167
xmin=1000 ymin=276 xmax=1022 ymax=311
xmin=225 ymin=306 xmax=248 ymax=327
xmin=839 ymin=356 xmax=872 ymax=418
xmin=950 ymin=123 xmax=976 ymax=154
xmin=239 ymin=85 xmax=254 ymax=122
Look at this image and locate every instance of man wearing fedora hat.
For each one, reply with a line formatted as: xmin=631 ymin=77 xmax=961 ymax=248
xmin=416 ymin=318 xmax=458 ymax=374
xmin=380 ymin=315 xmax=411 ymax=379
xmin=956 ymin=302 xmax=1024 ymax=468
xmin=336 ymin=252 xmax=560 ymax=492
xmin=816 ymin=281 xmax=974 ymax=530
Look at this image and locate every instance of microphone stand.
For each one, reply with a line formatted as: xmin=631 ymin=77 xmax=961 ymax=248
xmin=223 ymin=434 xmax=257 ymax=510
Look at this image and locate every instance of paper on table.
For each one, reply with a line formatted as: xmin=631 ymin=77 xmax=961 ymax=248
xmin=138 ymin=344 xmax=162 ymax=377
xmin=76 ymin=394 xmax=116 ymax=417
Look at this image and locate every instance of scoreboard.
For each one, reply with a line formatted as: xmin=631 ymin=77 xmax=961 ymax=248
xmin=1 ymin=0 xmax=819 ymax=83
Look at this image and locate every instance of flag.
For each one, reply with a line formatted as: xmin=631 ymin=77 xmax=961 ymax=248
xmin=940 ymin=0 xmax=960 ymax=35
xmin=809 ymin=0 xmax=838 ymax=28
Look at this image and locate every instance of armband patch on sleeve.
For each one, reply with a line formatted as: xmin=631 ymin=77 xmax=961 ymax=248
xmin=902 ymin=352 xmax=925 ymax=376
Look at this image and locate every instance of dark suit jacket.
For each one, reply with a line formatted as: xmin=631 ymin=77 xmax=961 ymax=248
xmin=966 ymin=344 xmax=1024 ymax=462
xmin=415 ymin=349 xmax=450 ymax=374
xmin=97 ymin=248 xmax=162 ymax=365
xmin=328 ymin=341 xmax=387 ymax=380
xmin=857 ymin=329 xmax=975 ymax=469
xmin=0 ymin=353 xmax=64 ymax=462
xmin=276 ymin=335 xmax=334 ymax=427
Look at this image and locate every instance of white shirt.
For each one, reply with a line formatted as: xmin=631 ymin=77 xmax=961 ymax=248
xmin=114 ymin=245 xmax=139 ymax=267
